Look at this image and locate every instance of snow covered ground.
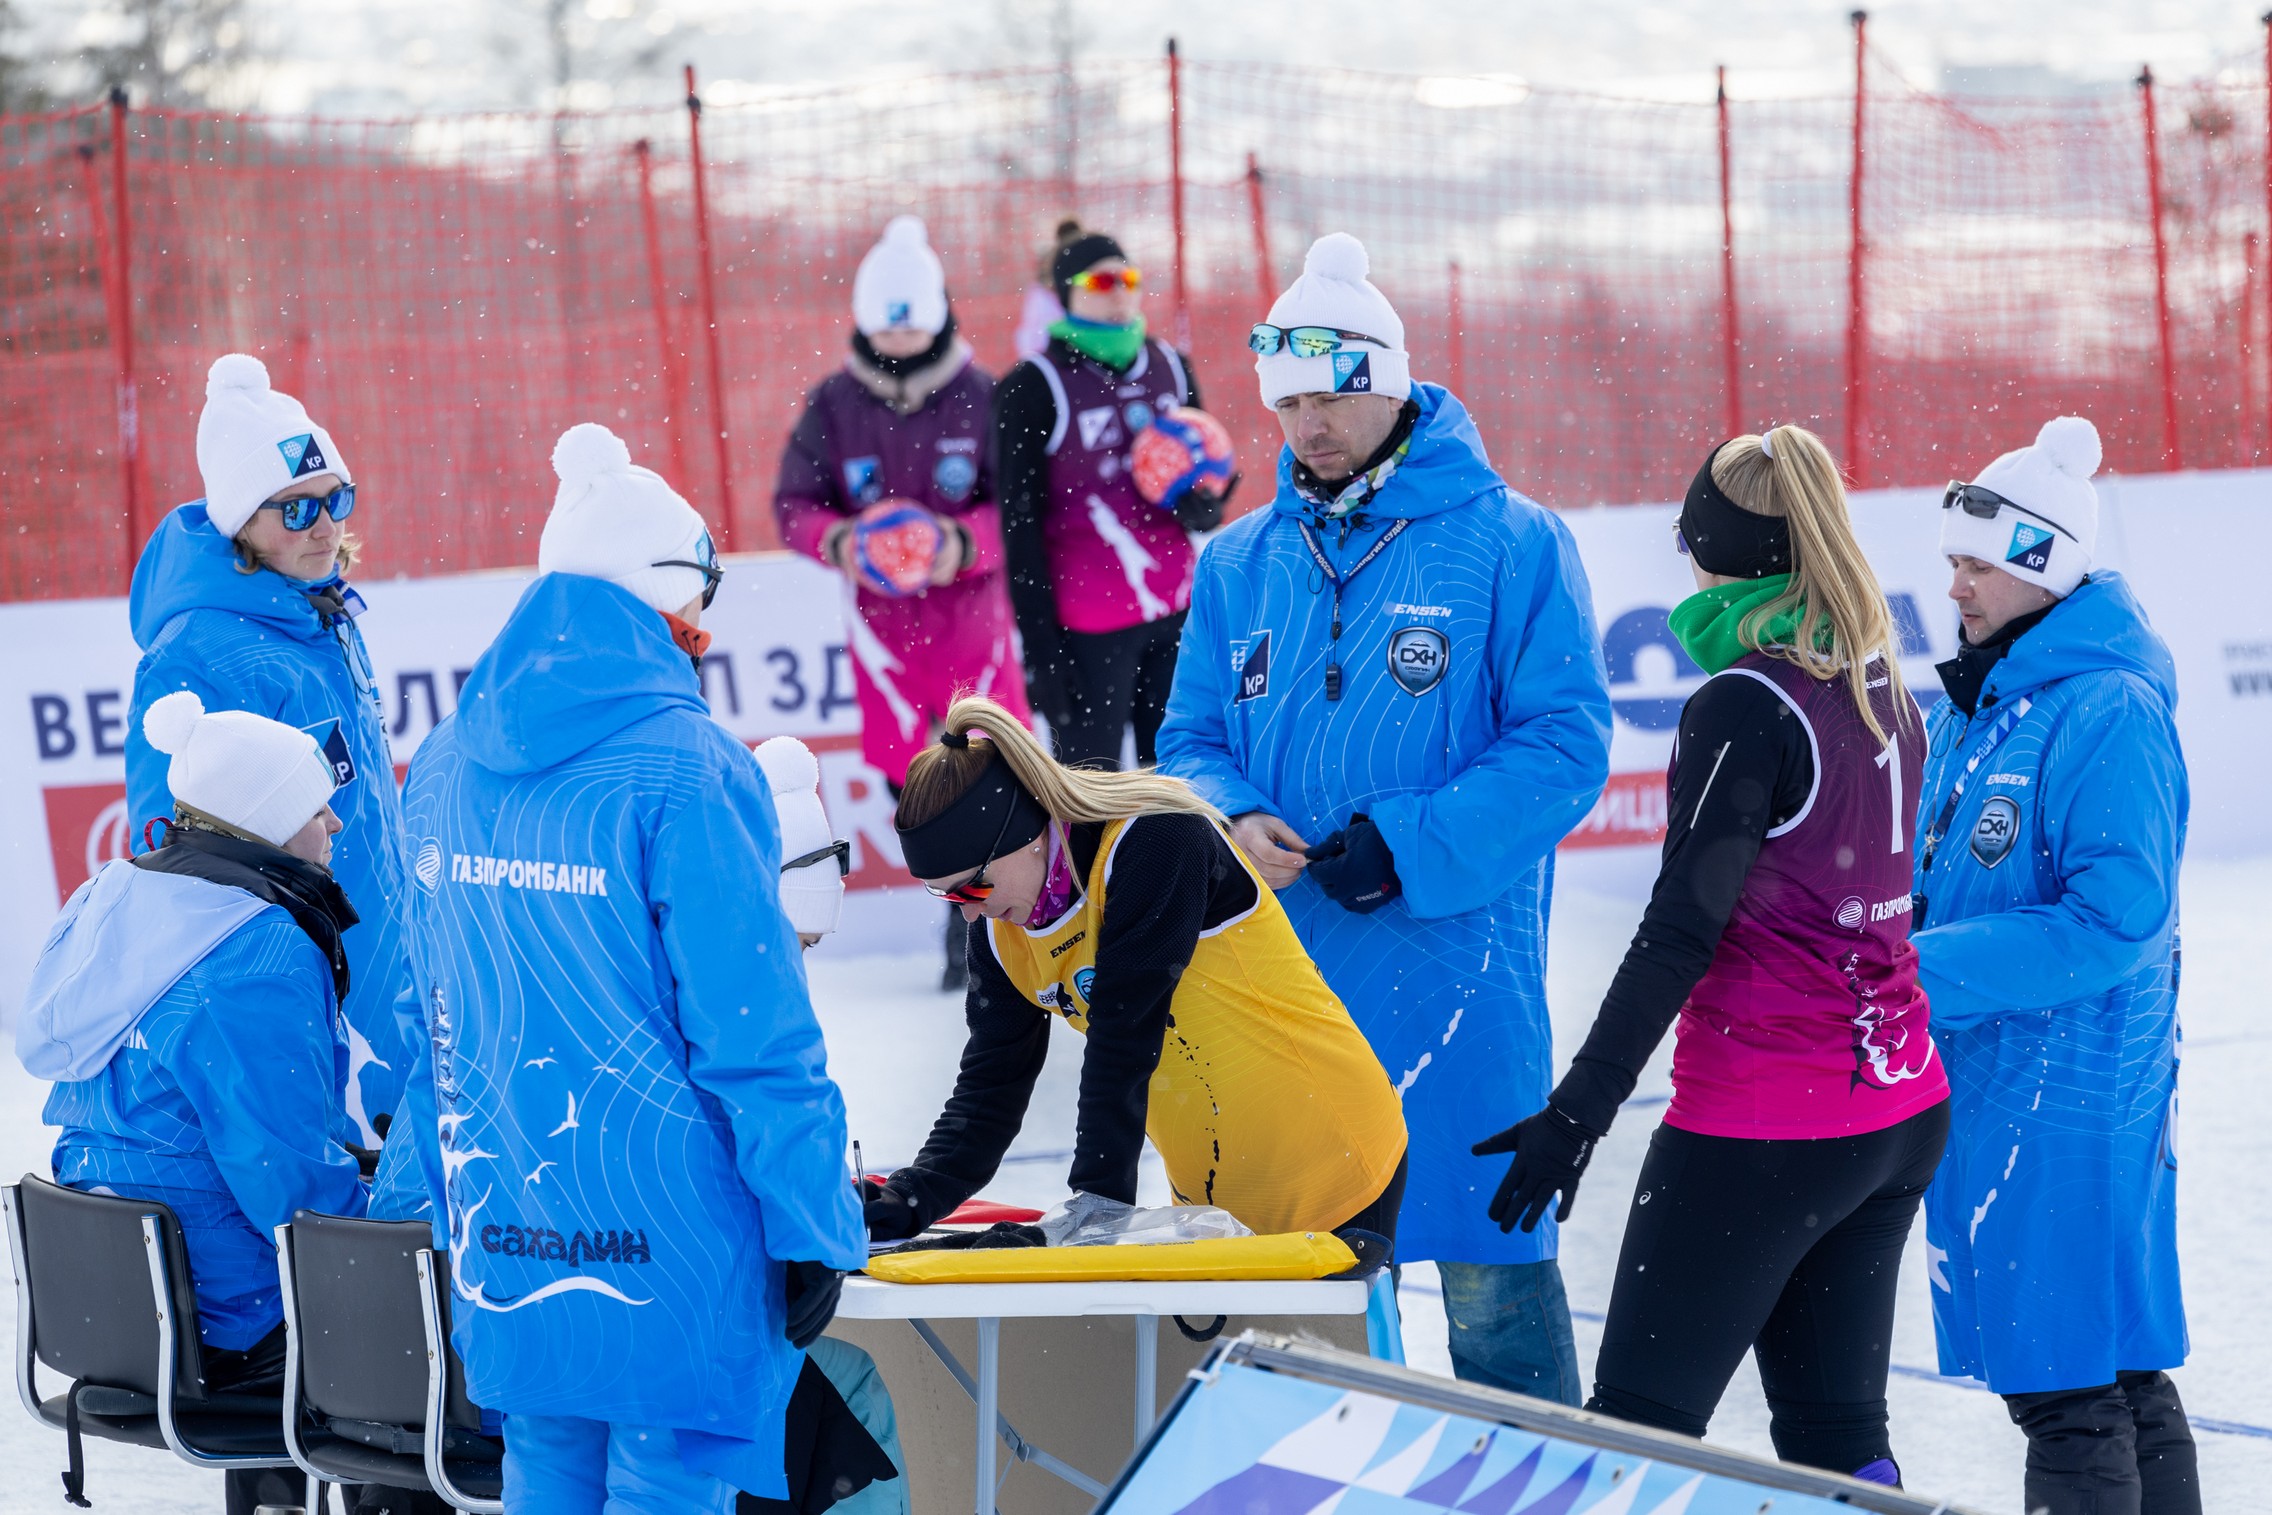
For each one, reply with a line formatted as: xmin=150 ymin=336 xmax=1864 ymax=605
xmin=2 ymin=850 xmax=2265 ymax=1513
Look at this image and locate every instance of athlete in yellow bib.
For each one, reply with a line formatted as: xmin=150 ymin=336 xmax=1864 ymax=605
xmin=869 ymin=696 xmax=1408 ymax=1246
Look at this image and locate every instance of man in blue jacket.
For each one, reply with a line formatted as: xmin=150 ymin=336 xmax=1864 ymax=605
xmin=126 ymin=354 xmax=411 ymax=1144
xmin=398 ymin=423 xmax=866 ymax=1513
xmin=1914 ymin=416 xmax=2196 ymax=1515
xmin=20 ymin=690 xmax=366 ymax=1512
xmin=1158 ymin=234 xmax=1612 ymax=1401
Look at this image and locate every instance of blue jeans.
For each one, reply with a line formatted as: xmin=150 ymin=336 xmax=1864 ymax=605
xmin=1438 ymin=1258 xmax=1583 ymax=1406
xmin=504 ymin=1414 xmax=740 ymax=1514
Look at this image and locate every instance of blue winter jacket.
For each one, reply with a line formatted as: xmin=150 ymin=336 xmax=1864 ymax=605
xmin=18 ymin=863 xmax=368 ymax=1350
xmin=397 ymin=572 xmax=865 ymax=1497
xmin=1157 ymin=386 xmax=1613 ymax=1265
xmin=127 ymin=504 xmax=411 ymax=1141
xmin=1910 ymin=572 xmax=2188 ymax=1394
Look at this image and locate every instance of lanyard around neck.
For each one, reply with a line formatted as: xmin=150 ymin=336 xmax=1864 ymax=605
xmin=1913 ymin=696 xmax=2032 ymax=926
xmin=1296 ymin=518 xmax=1409 ymax=701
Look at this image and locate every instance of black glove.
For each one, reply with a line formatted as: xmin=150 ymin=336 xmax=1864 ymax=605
xmin=1173 ymin=474 xmax=1239 ymax=532
xmin=861 ymin=1176 xmax=924 ymax=1242
xmin=342 ymin=1141 xmax=381 ymax=1180
xmin=1472 ymin=1104 xmax=1600 ymax=1234
xmin=1304 ymin=813 xmax=1402 ymax=914
xmin=783 ymin=1259 xmax=844 ymax=1349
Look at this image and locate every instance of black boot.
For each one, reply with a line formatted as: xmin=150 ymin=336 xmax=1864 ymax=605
xmin=2005 ymin=1382 xmax=2142 ymax=1515
xmin=940 ymin=903 xmax=968 ymax=993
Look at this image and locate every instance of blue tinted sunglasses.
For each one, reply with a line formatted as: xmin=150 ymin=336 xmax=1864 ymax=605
xmin=1247 ymin=323 xmax=1389 ymax=358
xmin=263 ymin=484 xmax=356 ymax=533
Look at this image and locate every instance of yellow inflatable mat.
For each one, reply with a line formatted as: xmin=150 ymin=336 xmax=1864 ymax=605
xmin=864 ymin=1230 xmax=1357 ymax=1285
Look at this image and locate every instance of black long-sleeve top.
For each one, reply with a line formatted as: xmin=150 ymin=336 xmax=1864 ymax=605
xmin=1550 ymin=670 xmax=1816 ymax=1133
xmin=991 ymin=339 xmax=1205 ymax=721
xmin=886 ymin=813 xmax=1255 ymax=1226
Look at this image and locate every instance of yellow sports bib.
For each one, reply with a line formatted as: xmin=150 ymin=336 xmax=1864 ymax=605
xmin=986 ymin=818 xmax=1407 ymax=1236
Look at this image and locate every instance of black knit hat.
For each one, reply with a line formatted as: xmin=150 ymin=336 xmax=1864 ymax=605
xmin=1051 ymin=231 xmax=1127 ymax=304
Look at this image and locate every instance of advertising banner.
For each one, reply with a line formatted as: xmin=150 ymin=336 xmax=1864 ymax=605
xmin=2 ymin=471 xmax=2265 ymax=1014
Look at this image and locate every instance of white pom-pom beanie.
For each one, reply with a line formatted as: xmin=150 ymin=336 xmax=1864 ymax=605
xmin=1255 ymin=233 xmax=1411 ymax=407
xmin=537 ymin=423 xmax=713 ymax=616
xmin=144 ymin=690 xmax=338 ymax=848
xmin=755 ymin=736 xmax=844 ymax=938
xmin=852 ymin=215 xmax=949 ymax=337
xmin=196 ymin=354 xmax=351 ymax=538
xmin=1941 ymin=415 xmax=2103 ymax=597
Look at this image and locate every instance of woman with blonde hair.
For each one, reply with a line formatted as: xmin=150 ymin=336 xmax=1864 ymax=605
xmin=125 ymin=353 xmax=412 ymax=1147
xmin=870 ymin=695 xmax=1407 ymax=1249
xmin=1472 ymin=426 xmax=1949 ymax=1487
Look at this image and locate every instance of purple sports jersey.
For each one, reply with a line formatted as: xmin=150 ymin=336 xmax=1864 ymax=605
xmin=1667 ymin=653 xmax=1948 ymax=1139
xmin=774 ymin=353 xmax=1029 ymax=786
xmin=1031 ymin=338 xmax=1196 ymax=634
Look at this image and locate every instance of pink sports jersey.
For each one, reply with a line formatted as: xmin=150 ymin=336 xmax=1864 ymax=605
xmin=1666 ymin=654 xmax=1949 ymax=1139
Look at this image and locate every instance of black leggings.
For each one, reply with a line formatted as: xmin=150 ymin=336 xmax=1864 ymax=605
xmin=1053 ymin=612 xmax=1184 ymax=771
xmin=1587 ymin=1102 xmax=1950 ymax=1478
xmin=2004 ymin=1371 xmax=2201 ymax=1515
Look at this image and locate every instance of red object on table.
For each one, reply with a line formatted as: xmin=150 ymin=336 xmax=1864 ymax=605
xmin=939 ymin=1199 xmax=1046 ymax=1226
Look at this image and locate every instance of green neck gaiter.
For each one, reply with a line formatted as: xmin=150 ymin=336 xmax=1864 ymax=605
xmin=1667 ymin=573 xmax=1801 ymax=675
xmin=1050 ymin=316 xmax=1147 ymax=370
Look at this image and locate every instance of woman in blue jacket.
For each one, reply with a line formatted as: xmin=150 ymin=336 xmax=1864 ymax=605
xmin=397 ymin=425 xmax=865 ymax=1514
xmin=126 ymin=353 xmax=410 ymax=1145
xmin=18 ymin=691 xmax=366 ymax=1512
xmin=1914 ymin=417 xmax=2196 ymax=1515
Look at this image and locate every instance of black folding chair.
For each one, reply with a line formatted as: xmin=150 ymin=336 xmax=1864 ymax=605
xmin=275 ymin=1212 xmax=504 ymax=1513
xmin=3 ymin=1173 xmax=300 ymax=1506
xmin=415 ymin=1245 xmax=506 ymax=1512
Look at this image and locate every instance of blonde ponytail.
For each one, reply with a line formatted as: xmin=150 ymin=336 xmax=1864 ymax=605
xmin=1710 ymin=425 xmax=1914 ymax=744
xmin=897 ymin=695 xmax=1225 ymax=834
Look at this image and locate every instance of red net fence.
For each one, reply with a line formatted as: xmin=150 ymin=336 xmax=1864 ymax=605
xmin=1 ymin=45 xmax=2267 ymax=600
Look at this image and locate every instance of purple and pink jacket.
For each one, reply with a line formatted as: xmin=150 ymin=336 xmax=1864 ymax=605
xmin=773 ymin=342 xmax=1029 ymax=787
xmin=1557 ymin=649 xmax=1946 ymax=1142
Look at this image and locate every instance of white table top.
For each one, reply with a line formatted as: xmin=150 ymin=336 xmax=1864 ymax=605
xmin=836 ymin=1273 xmax=1369 ymax=1321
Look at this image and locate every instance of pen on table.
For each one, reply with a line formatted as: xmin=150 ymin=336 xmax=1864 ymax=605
xmin=853 ymin=1139 xmax=864 ymax=1190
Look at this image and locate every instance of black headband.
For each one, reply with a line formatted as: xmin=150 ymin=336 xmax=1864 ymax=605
xmin=895 ymin=749 xmax=1049 ymax=880
xmin=1679 ymin=441 xmax=1792 ymax=579
xmin=1051 ymin=232 xmax=1126 ymax=301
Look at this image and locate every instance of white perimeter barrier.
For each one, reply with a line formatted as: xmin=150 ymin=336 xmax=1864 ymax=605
xmin=1 ymin=469 xmax=2265 ymax=1016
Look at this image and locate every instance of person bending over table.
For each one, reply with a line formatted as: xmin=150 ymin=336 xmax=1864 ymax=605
xmin=868 ymin=695 xmax=1408 ymax=1248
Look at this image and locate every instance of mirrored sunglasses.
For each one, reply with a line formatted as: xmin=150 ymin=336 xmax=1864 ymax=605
xmin=652 ymin=553 xmax=725 ymax=609
xmin=1070 ymin=266 xmax=1142 ymax=293
xmin=264 ymin=484 xmax=356 ymax=533
xmin=784 ymin=840 xmax=851 ymax=879
xmin=1941 ymin=481 xmax=2077 ymax=542
xmin=1247 ymin=323 xmax=1389 ymax=359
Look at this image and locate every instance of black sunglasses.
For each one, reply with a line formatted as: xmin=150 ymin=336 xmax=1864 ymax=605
xmin=924 ymin=798 xmax=1023 ymax=905
xmin=653 ymin=554 xmax=724 ymax=609
xmin=784 ymin=839 xmax=851 ymax=879
xmin=1941 ymin=482 xmax=2077 ymax=542
xmin=263 ymin=484 xmax=356 ymax=533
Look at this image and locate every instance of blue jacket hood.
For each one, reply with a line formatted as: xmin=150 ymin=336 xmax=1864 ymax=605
xmin=1987 ymin=572 xmax=2176 ymax=710
xmin=1269 ymin=384 xmax=1506 ymax=524
xmin=130 ymin=503 xmax=325 ymax=649
xmin=454 ymin=572 xmax=709 ymax=775
xmin=17 ymin=864 xmax=271 ymax=1082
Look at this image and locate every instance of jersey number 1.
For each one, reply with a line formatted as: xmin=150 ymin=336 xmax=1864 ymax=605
xmin=1874 ymin=740 xmax=1905 ymax=855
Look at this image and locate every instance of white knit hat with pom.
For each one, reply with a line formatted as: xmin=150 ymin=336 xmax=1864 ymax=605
xmin=144 ymin=690 xmax=338 ymax=848
xmin=1942 ymin=415 xmax=2103 ymax=597
xmin=852 ymin=215 xmax=949 ymax=336
xmin=1256 ymin=233 xmax=1411 ymax=407
xmin=537 ymin=423 xmax=713 ymax=616
xmin=755 ymin=736 xmax=844 ymax=938
xmin=196 ymin=353 xmax=351 ymax=538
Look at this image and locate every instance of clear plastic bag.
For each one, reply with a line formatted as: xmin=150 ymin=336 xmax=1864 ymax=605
xmin=1038 ymin=1193 xmax=1255 ymax=1247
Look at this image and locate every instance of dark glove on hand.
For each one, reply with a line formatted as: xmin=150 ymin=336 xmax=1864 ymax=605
xmin=1472 ymin=1104 xmax=1601 ymax=1234
xmin=343 ymin=1141 xmax=381 ymax=1181
xmin=1304 ymin=813 xmax=1402 ymax=914
xmin=1172 ymin=474 xmax=1238 ymax=532
xmin=862 ymin=1176 xmax=923 ymax=1242
xmin=782 ymin=1259 xmax=844 ymax=1349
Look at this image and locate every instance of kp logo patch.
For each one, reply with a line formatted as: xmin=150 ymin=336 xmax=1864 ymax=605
xmin=1076 ymin=406 xmax=1124 ymax=452
xmin=933 ymin=452 xmax=977 ymax=502
xmin=1234 ymin=631 xmax=1271 ymax=703
xmin=1331 ymin=352 xmax=1373 ymax=394
xmin=842 ymin=456 xmax=883 ymax=505
xmin=1387 ymin=626 xmax=1448 ymax=695
xmin=2005 ymin=522 xmax=2053 ymax=574
xmin=300 ymin=718 xmax=357 ymax=786
xmin=1971 ymin=795 xmax=2022 ymax=868
xmin=277 ymin=433 xmax=329 ymax=478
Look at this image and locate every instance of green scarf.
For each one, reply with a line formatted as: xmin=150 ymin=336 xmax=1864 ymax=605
xmin=1049 ymin=316 xmax=1147 ymax=370
xmin=1667 ymin=573 xmax=1803 ymax=675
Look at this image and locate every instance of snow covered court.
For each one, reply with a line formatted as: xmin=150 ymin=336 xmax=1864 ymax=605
xmin=0 ymin=848 xmax=2262 ymax=1513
